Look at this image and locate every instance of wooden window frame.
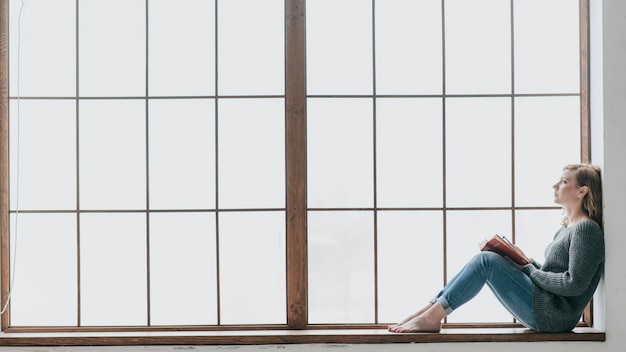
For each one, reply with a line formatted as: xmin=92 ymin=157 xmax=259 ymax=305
xmin=0 ymin=0 xmax=603 ymax=345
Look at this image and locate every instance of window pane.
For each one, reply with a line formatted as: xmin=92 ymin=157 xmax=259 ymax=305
xmin=218 ymin=212 xmax=286 ymax=325
xmin=9 ymin=213 xmax=77 ymax=326
xmin=377 ymin=211 xmax=443 ymax=324
xmin=149 ymin=99 xmax=216 ymax=210
xmin=375 ymin=0 xmax=442 ymax=95
xmin=149 ymin=0 xmax=216 ymax=97
xmin=80 ymin=213 xmax=147 ymax=326
xmin=217 ymin=99 xmax=285 ymax=209
xmin=308 ymin=211 xmax=375 ymax=324
xmin=514 ymin=97 xmax=580 ymax=207
xmin=149 ymin=212 xmax=217 ymax=326
xmin=446 ymin=98 xmax=512 ymax=207
xmin=218 ymin=0 xmax=284 ymax=95
xmin=446 ymin=210 xmax=513 ymax=323
xmin=514 ymin=0 xmax=580 ymax=94
xmin=376 ymin=98 xmax=443 ymax=208
xmin=445 ymin=0 xmax=511 ymax=94
xmin=79 ymin=0 xmax=145 ymax=96
xmin=307 ymin=98 xmax=374 ymax=208
xmin=515 ymin=209 xmax=563 ymax=263
xmin=9 ymin=100 xmax=76 ymax=210
xmin=306 ymin=0 xmax=372 ymax=95
xmin=9 ymin=0 xmax=75 ymax=96
xmin=79 ymin=100 xmax=146 ymax=210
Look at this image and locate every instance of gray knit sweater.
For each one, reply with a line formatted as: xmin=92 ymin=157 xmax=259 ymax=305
xmin=522 ymin=220 xmax=604 ymax=332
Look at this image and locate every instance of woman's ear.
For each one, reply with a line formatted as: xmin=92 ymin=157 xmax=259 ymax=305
xmin=579 ymin=185 xmax=589 ymax=197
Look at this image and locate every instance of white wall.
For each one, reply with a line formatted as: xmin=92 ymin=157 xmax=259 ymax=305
xmin=1 ymin=0 xmax=625 ymax=351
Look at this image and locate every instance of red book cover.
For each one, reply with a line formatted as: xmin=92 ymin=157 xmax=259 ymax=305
xmin=479 ymin=234 xmax=530 ymax=265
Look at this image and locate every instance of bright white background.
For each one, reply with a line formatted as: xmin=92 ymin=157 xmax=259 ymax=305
xmin=3 ymin=0 xmax=626 ymax=350
xmin=3 ymin=2 xmax=622 ymax=350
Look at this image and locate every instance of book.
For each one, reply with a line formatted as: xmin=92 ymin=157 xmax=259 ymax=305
xmin=479 ymin=234 xmax=531 ymax=265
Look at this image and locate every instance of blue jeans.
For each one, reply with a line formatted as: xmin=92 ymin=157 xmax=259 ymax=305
xmin=430 ymin=251 xmax=538 ymax=330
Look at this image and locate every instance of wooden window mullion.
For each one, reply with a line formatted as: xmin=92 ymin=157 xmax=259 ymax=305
xmin=285 ymin=0 xmax=308 ymax=329
xmin=580 ymin=0 xmax=590 ymax=164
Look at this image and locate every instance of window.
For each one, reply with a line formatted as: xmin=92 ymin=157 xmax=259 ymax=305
xmin=0 ymin=0 xmax=591 ymax=336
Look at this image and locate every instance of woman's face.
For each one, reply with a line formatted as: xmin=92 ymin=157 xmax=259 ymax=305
xmin=553 ymin=170 xmax=582 ymax=206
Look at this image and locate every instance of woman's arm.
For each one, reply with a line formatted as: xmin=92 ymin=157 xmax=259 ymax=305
xmin=522 ymin=223 xmax=604 ymax=296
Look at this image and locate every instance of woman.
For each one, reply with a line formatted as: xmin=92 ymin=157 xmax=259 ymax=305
xmin=388 ymin=163 xmax=605 ymax=333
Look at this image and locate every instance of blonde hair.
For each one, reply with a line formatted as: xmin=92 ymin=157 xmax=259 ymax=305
xmin=562 ymin=163 xmax=603 ymax=229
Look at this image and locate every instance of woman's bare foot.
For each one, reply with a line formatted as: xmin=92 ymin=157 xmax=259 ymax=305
xmin=388 ymin=303 xmax=446 ymax=333
xmin=387 ymin=303 xmax=433 ymax=331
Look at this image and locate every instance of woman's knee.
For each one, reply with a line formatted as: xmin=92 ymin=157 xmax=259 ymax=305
xmin=473 ymin=251 xmax=510 ymax=268
xmin=474 ymin=251 xmax=502 ymax=262
xmin=456 ymin=252 xmax=512 ymax=281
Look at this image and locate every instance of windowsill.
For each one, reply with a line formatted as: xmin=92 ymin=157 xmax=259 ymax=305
xmin=0 ymin=327 xmax=605 ymax=346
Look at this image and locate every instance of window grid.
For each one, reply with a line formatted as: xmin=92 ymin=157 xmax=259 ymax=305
xmin=304 ymin=0 xmax=588 ymax=327
xmin=2 ymin=0 xmax=288 ymax=330
xmin=0 ymin=0 xmax=591 ymax=333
